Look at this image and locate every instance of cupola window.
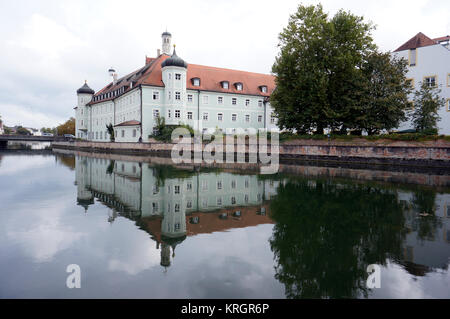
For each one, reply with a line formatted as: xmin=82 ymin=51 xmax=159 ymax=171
xmin=221 ymin=81 xmax=229 ymax=89
xmin=234 ymin=82 xmax=243 ymax=91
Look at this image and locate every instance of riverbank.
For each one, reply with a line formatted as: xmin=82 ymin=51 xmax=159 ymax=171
xmin=53 ymin=148 xmax=450 ymax=189
xmin=51 ymin=138 xmax=450 ymax=169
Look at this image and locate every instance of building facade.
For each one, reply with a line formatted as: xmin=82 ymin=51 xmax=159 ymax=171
xmin=392 ymin=32 xmax=450 ymax=135
xmin=75 ymin=31 xmax=278 ymax=143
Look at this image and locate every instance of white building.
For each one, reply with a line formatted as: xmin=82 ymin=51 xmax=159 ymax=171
xmin=75 ymin=31 xmax=278 ymax=143
xmin=392 ymin=32 xmax=450 ymax=135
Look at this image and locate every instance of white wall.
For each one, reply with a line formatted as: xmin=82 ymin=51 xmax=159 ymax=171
xmin=392 ymin=44 xmax=450 ymax=135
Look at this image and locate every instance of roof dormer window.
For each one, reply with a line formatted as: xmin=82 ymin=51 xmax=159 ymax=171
xmin=234 ymin=82 xmax=243 ymax=91
xmin=192 ymin=78 xmax=200 ymax=86
xmin=260 ymin=85 xmax=268 ymax=93
xmin=221 ymin=81 xmax=229 ymax=89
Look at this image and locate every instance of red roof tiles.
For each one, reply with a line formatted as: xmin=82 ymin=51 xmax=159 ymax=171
xmin=394 ymin=32 xmax=437 ymax=52
xmin=114 ymin=120 xmax=141 ymax=127
xmin=88 ymin=53 xmax=274 ymax=106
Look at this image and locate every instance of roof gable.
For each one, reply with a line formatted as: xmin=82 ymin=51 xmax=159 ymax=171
xmin=394 ymin=32 xmax=437 ymax=52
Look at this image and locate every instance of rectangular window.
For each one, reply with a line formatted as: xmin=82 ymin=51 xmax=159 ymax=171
xmin=174 ymin=185 xmax=180 ymax=194
xmin=217 ymin=181 xmax=222 ymax=190
xmin=132 ymin=129 xmax=136 ymax=137
xmin=447 ymin=74 xmax=450 ymax=87
xmin=121 ymin=130 xmax=125 ymax=137
xmin=217 ymin=197 xmax=222 ymax=206
xmin=187 ymin=182 xmax=192 ymax=191
xmin=447 ymin=99 xmax=450 ymax=112
xmin=175 ymin=92 xmax=181 ymax=100
xmin=100 ymin=132 xmax=103 ymax=139
xmin=424 ymin=76 xmax=437 ymax=88
xmin=231 ymin=180 xmax=236 ymax=189
xmin=245 ymin=99 xmax=250 ymax=106
xmin=168 ymin=109 xmax=172 ymax=118
xmin=188 ymin=94 xmax=193 ymax=103
xmin=245 ymin=114 xmax=250 ymax=122
xmin=153 ymin=91 xmax=159 ymax=100
xmin=217 ymin=113 xmax=223 ymax=121
xmin=218 ymin=96 xmax=223 ymax=104
xmin=187 ymin=111 xmax=193 ymax=120
xmin=203 ymin=112 xmax=209 ymax=121
xmin=232 ymin=114 xmax=237 ymax=122
xmin=232 ymin=98 xmax=237 ymax=105
xmin=153 ymin=109 xmax=160 ymax=118
xmin=258 ymin=100 xmax=263 ymax=107
xmin=203 ymin=95 xmax=209 ymax=104
xmin=271 ymin=115 xmax=276 ymax=124
xmin=175 ymin=110 xmax=181 ymax=118
xmin=175 ymin=73 xmax=181 ymax=80
xmin=258 ymin=115 xmax=262 ymax=123
xmin=409 ymin=49 xmax=417 ymax=66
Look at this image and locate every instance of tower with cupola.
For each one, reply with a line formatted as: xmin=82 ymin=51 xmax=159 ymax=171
xmin=76 ymin=81 xmax=94 ymax=139
xmin=161 ymin=44 xmax=188 ymax=125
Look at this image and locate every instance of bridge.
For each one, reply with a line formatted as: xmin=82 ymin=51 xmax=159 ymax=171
xmin=0 ymin=135 xmax=69 ymax=149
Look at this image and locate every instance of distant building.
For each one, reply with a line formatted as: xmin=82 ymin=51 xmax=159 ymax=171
xmin=0 ymin=120 xmax=4 ymax=135
xmin=75 ymin=31 xmax=278 ymax=142
xmin=24 ymin=128 xmax=41 ymax=136
xmin=392 ymin=32 xmax=450 ymax=135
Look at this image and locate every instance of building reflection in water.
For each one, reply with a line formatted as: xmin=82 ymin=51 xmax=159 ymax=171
xmin=74 ymin=156 xmax=276 ymax=270
xmin=73 ymin=155 xmax=450 ymax=298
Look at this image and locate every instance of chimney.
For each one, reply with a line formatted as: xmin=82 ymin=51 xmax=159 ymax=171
xmin=157 ymin=49 xmax=161 ymax=56
xmin=113 ymin=73 xmax=118 ymax=85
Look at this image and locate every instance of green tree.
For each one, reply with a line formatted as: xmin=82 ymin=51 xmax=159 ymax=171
xmin=16 ymin=126 xmax=31 ymax=135
xmin=41 ymin=127 xmax=56 ymax=134
xmin=106 ymin=123 xmax=115 ymax=141
xmin=271 ymin=4 xmax=376 ymax=134
xmin=357 ymin=52 xmax=411 ymax=135
xmin=409 ymin=82 xmax=445 ymax=133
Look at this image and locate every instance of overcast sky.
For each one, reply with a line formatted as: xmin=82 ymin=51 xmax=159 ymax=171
xmin=0 ymin=0 xmax=449 ymax=129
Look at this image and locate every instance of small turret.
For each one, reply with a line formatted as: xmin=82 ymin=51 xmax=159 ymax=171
xmin=162 ymin=31 xmax=172 ymax=55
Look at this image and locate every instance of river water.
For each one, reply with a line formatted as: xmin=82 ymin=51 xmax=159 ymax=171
xmin=0 ymin=148 xmax=449 ymax=298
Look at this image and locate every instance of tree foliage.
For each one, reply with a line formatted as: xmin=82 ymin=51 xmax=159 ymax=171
xmin=151 ymin=116 xmax=194 ymax=142
xmin=357 ymin=53 xmax=411 ymax=134
xmin=409 ymin=82 xmax=445 ymax=133
xmin=56 ymin=117 xmax=75 ymax=135
xmin=106 ymin=123 xmax=115 ymax=141
xmin=271 ymin=4 xmax=410 ymax=135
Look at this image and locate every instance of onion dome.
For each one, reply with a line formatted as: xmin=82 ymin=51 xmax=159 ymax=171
xmin=161 ymin=47 xmax=187 ymax=68
xmin=162 ymin=31 xmax=172 ymax=37
xmin=77 ymin=81 xmax=95 ymax=95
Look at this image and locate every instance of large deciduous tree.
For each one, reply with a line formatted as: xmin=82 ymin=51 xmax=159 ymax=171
xmin=57 ymin=117 xmax=75 ymax=135
xmin=357 ymin=53 xmax=411 ymax=135
xmin=271 ymin=4 xmax=410 ymax=135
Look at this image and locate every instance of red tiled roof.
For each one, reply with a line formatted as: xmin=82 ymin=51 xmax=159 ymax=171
xmin=185 ymin=64 xmax=274 ymax=97
xmin=394 ymin=32 xmax=437 ymax=52
xmin=88 ymin=52 xmax=275 ymax=106
xmin=433 ymin=35 xmax=450 ymax=43
xmin=114 ymin=120 xmax=141 ymax=127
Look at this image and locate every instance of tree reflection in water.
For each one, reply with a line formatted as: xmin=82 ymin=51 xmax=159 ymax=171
xmin=269 ymin=179 xmax=408 ymax=299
